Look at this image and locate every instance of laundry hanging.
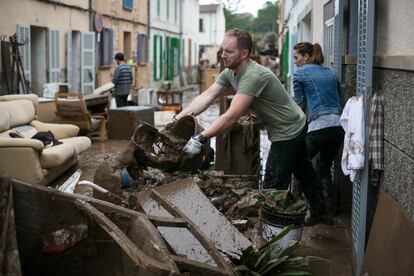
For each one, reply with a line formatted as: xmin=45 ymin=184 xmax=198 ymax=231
xmin=340 ymin=95 xmax=365 ymax=181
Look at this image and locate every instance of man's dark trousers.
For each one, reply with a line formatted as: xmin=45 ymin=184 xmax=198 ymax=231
xmin=263 ymin=125 xmax=327 ymax=213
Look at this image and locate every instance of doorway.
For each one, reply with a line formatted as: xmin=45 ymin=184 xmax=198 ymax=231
xmin=67 ymin=31 xmax=81 ymax=92
xmin=30 ymin=26 xmax=47 ymax=95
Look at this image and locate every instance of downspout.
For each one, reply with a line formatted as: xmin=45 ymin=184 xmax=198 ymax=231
xmin=147 ymin=0 xmax=151 ymax=89
xmin=147 ymin=0 xmax=151 ymax=38
xmin=179 ymin=0 xmax=184 ymax=86
xmin=89 ymin=0 xmax=93 ymax=31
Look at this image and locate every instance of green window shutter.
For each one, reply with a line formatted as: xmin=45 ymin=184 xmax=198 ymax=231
xmin=177 ymin=38 xmax=181 ymax=74
xmin=153 ymin=35 xmax=157 ymax=80
xmin=159 ymin=36 xmax=163 ymax=80
xmin=157 ymin=0 xmax=160 ymax=17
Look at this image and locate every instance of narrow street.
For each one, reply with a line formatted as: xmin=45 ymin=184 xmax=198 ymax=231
xmin=1 ymin=0 xmax=413 ymax=275
xmin=52 ymin=87 xmax=353 ymax=275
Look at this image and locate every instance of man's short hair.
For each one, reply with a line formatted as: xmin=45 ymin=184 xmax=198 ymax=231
xmin=114 ymin=52 xmax=124 ymax=61
xmin=225 ymin=28 xmax=253 ymax=55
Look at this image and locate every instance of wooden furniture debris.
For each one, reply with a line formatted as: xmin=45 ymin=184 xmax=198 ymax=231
xmin=201 ymin=68 xmax=219 ymax=92
xmin=361 ymin=188 xmax=414 ymax=275
xmin=107 ymin=106 xmax=155 ymax=139
xmin=136 ymin=178 xmax=252 ymax=265
xmin=55 ymin=92 xmax=106 ymax=141
xmin=156 ymin=90 xmax=183 ymax=114
xmin=4 ymin=176 xmax=236 ymax=275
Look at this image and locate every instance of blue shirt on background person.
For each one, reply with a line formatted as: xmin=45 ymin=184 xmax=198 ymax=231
xmin=292 ymin=42 xmax=345 ymax=215
xmin=112 ymin=52 xmax=132 ymax=107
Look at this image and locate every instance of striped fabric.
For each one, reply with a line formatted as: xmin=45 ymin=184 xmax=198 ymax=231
xmin=112 ymin=64 xmax=132 ymax=96
xmin=369 ymin=90 xmax=384 ymax=170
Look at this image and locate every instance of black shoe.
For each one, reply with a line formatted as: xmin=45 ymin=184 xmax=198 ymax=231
xmin=304 ymin=210 xmax=334 ymax=226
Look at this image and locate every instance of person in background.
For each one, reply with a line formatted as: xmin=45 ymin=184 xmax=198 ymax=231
xmin=293 ymin=42 xmax=344 ymax=213
xmin=174 ymin=28 xmax=330 ymax=225
xmin=112 ymin=52 xmax=133 ymax=107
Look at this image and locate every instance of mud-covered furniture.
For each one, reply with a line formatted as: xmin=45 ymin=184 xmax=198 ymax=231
xmin=0 ymin=94 xmax=91 ymax=185
xmin=107 ymin=106 xmax=154 ymax=139
xmin=156 ymin=90 xmax=183 ymax=113
xmin=54 ymin=92 xmax=106 ymax=141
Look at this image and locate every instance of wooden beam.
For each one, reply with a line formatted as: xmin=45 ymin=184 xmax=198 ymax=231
xmin=150 ymin=189 xmax=234 ymax=275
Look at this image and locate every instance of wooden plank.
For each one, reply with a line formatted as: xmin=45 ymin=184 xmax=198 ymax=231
xmin=361 ymin=188 xmax=414 ymax=275
xmin=75 ymin=199 xmax=172 ymax=275
xmin=171 ymin=255 xmax=232 ymax=276
xmin=150 ymin=189 xmax=234 ymax=275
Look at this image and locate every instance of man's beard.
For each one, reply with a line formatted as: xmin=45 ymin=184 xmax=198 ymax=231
xmin=224 ymin=53 xmax=243 ymax=70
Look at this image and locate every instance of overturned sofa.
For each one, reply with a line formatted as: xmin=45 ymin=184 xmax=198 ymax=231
xmin=0 ymin=94 xmax=91 ymax=185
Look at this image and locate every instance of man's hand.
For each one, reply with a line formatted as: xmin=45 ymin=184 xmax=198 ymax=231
xmin=183 ymin=135 xmax=206 ymax=157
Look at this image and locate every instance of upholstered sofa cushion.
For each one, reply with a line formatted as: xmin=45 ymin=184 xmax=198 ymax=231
xmin=60 ymin=136 xmax=92 ymax=155
xmin=31 ymin=120 xmax=79 ymax=139
xmin=0 ymin=100 xmax=35 ymax=132
xmin=0 ymin=137 xmax=44 ymax=151
xmin=0 ymin=94 xmax=39 ymax=112
xmin=40 ymin=143 xmax=75 ymax=169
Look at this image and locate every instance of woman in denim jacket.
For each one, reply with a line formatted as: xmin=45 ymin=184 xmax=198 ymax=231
xmin=293 ymin=42 xmax=344 ymax=213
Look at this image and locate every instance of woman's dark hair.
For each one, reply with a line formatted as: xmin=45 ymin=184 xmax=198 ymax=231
xmin=293 ymin=42 xmax=324 ymax=65
xmin=225 ymin=28 xmax=253 ymax=55
xmin=114 ymin=52 xmax=125 ymax=61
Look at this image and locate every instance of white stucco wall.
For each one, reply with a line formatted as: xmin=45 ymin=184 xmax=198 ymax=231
xmin=375 ymin=0 xmax=414 ymax=56
xmin=150 ymin=0 xmax=181 ymax=34
xmin=199 ymin=5 xmax=225 ymax=46
xmin=182 ymin=0 xmax=200 ymax=67
xmin=0 ymin=0 xmax=90 ymax=73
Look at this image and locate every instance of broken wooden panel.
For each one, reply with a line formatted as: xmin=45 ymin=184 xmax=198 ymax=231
xmin=361 ymin=188 xmax=414 ymax=276
xmin=6 ymin=176 xmax=234 ymax=275
xmin=136 ymin=177 xmax=252 ymax=263
xmin=8 ymin=177 xmax=179 ymax=276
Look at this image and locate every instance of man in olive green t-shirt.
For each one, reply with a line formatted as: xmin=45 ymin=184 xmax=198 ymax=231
xmin=175 ymin=28 xmax=330 ymax=225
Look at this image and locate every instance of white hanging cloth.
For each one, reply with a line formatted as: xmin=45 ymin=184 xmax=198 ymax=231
xmin=340 ymin=95 xmax=365 ymax=181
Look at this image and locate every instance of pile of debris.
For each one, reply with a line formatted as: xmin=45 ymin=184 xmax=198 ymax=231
xmin=1 ymin=116 xmax=312 ymax=276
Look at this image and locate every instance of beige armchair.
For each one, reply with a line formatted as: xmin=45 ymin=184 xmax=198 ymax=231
xmin=0 ymin=94 xmax=91 ymax=185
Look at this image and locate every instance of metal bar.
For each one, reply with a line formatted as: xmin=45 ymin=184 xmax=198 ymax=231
xmin=353 ymin=0 xmax=375 ymax=274
xmin=335 ymin=0 xmax=344 ymax=81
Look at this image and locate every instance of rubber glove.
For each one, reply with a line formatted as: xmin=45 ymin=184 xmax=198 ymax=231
xmin=183 ymin=136 xmax=204 ymax=157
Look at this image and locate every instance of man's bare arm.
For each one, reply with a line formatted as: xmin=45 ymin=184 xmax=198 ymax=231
xmin=176 ymin=83 xmax=225 ymax=119
xmin=201 ymin=93 xmax=254 ymax=139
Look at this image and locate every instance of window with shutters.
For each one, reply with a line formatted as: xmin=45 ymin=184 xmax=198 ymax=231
xmin=324 ymin=17 xmax=335 ymax=67
xmin=166 ymin=37 xmax=180 ymax=80
xmin=123 ymin=0 xmax=133 ymax=11
xmin=124 ymin=31 xmax=131 ymax=59
xmin=81 ymin=32 xmax=95 ymax=94
xmin=100 ymin=28 xmax=113 ymax=66
xmin=323 ymin=0 xmax=335 ymax=68
xmin=199 ymin=19 xmax=204 ymax=32
xmin=153 ymin=34 xmax=163 ymax=80
xmin=137 ymin=33 xmax=148 ymax=65
xmin=48 ymin=28 xmax=60 ymax=83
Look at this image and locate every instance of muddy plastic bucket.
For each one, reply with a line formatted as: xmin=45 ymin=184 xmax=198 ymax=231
xmin=261 ymin=205 xmax=306 ymax=228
